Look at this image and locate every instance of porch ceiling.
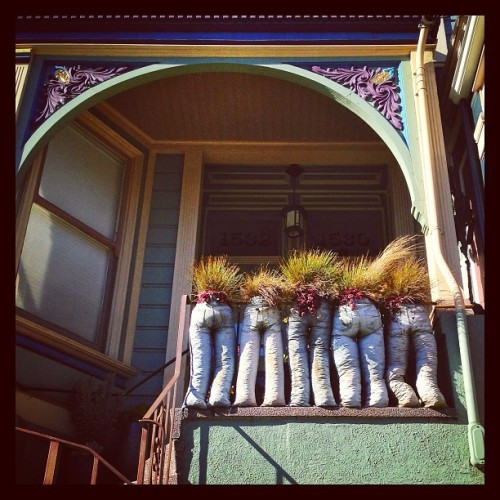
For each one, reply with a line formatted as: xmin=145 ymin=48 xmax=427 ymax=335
xmin=104 ymin=71 xmax=383 ymax=144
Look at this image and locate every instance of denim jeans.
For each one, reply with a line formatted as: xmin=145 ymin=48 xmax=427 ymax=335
xmin=234 ymin=296 xmax=285 ymax=407
xmin=332 ymin=298 xmax=388 ymax=408
xmin=286 ymin=299 xmax=336 ymax=407
xmin=183 ymin=301 xmax=236 ymax=409
xmin=386 ymin=304 xmax=446 ymax=408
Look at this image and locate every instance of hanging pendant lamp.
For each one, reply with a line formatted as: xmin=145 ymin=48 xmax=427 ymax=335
xmin=284 ymin=164 xmax=306 ymax=238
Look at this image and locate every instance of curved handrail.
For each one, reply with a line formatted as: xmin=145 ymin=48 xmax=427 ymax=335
xmin=16 ymin=426 xmax=133 ymax=484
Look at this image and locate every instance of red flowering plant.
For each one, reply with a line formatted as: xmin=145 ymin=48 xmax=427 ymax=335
xmin=197 ymin=290 xmax=229 ymax=304
xmin=294 ymin=286 xmax=323 ymax=317
xmin=190 ymin=255 xmax=243 ymax=306
xmin=280 ymin=249 xmax=342 ymax=317
xmin=338 ymin=288 xmax=368 ymax=308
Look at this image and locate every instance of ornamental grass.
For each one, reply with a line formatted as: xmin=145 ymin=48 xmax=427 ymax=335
xmin=336 ymin=235 xmax=421 ymax=306
xmin=240 ymin=267 xmax=291 ymax=310
xmin=190 ymin=255 xmax=243 ymax=305
xmin=280 ymin=248 xmax=343 ymax=298
xmin=280 ymin=248 xmax=343 ymax=316
xmin=381 ymin=255 xmax=433 ymax=316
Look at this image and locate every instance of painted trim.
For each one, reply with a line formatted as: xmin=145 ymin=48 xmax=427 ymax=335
xmin=16 ymin=47 xmax=32 ymax=55
xmin=121 ymin=151 xmax=158 ymax=364
xmin=309 ymin=64 xmax=404 ymax=130
xmin=164 ymin=150 xmax=203 ymax=406
xmin=423 ymin=58 xmax=463 ymax=289
xmin=17 ymin=43 xmax=428 ymax=59
xmin=15 ymin=31 xmax=424 ymax=44
xmin=151 ymin=140 xmax=388 ymax=153
xmin=474 ymin=112 xmax=484 ymax=158
xmin=106 ymin=154 xmax=144 ymax=359
xmin=16 ymin=64 xmax=31 ymax=116
xmin=15 ymin=149 xmax=44 ymax=272
xmin=95 ymin=101 xmax=154 ymax=149
xmin=472 ymin=47 xmax=484 ymax=93
xmin=398 ymin=58 xmax=427 ymax=230
xmin=151 ymin=141 xmax=395 ymax=164
xmin=75 ymin=111 xmax=143 ymax=158
xmin=411 ymin=51 xmax=464 ymax=304
xmin=33 ymin=63 xmax=133 ymax=131
xmin=388 ymin=160 xmax=416 ymax=238
xmin=450 ymin=16 xmax=484 ymax=103
xmin=16 ymin=317 xmax=137 ymax=380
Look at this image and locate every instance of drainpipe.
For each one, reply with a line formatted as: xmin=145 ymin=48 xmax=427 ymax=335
xmin=415 ymin=16 xmax=484 ymax=468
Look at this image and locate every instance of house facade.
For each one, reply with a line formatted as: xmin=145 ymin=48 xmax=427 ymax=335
xmin=15 ymin=14 xmax=485 ymax=484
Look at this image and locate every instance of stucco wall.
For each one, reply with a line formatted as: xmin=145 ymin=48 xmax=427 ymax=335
xmin=176 ymin=416 xmax=483 ymax=485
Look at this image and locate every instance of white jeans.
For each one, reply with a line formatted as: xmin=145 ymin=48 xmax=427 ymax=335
xmin=332 ymin=298 xmax=388 ymax=408
xmin=234 ymin=296 xmax=285 ymax=407
xmin=286 ymin=300 xmax=336 ymax=407
xmin=183 ymin=301 xmax=236 ymax=409
xmin=386 ymin=304 xmax=447 ymax=408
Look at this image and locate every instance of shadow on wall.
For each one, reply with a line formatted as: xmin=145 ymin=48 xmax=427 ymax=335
xmin=179 ymin=421 xmax=298 ymax=485
xmin=233 ymin=425 xmax=298 ymax=485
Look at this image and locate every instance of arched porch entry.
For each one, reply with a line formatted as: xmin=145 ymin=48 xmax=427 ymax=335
xmin=16 ymin=61 xmax=454 ymax=397
xmin=18 ymin=62 xmax=423 ymax=224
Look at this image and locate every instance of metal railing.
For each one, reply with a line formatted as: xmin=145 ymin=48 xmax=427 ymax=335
xmin=16 ymin=426 xmax=133 ymax=484
xmin=136 ymin=294 xmax=191 ymax=485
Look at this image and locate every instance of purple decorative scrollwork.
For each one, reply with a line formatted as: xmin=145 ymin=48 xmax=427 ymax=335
xmin=35 ymin=65 xmax=129 ymax=122
xmin=311 ymin=65 xmax=403 ymax=130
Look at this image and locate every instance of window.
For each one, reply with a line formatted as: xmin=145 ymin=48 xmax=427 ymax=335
xmin=16 ymin=114 xmax=143 ymax=358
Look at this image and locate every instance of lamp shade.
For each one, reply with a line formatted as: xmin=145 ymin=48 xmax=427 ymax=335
xmin=284 ymin=164 xmax=305 ymax=238
xmin=284 ymin=206 xmax=305 ymax=238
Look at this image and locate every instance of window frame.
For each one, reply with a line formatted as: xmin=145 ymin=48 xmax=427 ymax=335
xmin=15 ymin=112 xmax=144 ymax=372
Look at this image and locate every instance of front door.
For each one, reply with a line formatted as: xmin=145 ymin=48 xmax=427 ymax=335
xmin=201 ymin=163 xmax=390 ymax=272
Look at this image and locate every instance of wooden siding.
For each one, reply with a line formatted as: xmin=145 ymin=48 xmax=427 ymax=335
xmin=129 ymin=154 xmax=184 ymax=405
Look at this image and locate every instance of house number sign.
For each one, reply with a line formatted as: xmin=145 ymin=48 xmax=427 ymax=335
xmin=204 ymin=212 xmax=282 ymax=256
xmin=307 ymin=210 xmax=385 ymax=256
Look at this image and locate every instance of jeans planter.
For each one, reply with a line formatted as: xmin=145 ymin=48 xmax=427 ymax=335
xmin=286 ymin=299 xmax=336 ymax=407
xmin=332 ymin=297 xmax=388 ymax=408
xmin=385 ymin=303 xmax=447 ymax=408
xmin=234 ymin=296 xmax=285 ymax=407
xmin=183 ymin=300 xmax=236 ymax=409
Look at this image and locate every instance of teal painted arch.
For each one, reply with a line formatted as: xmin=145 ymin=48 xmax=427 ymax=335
xmin=17 ymin=61 xmax=426 ymax=227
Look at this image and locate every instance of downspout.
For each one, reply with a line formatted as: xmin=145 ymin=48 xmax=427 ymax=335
xmin=415 ymin=16 xmax=485 ymax=468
